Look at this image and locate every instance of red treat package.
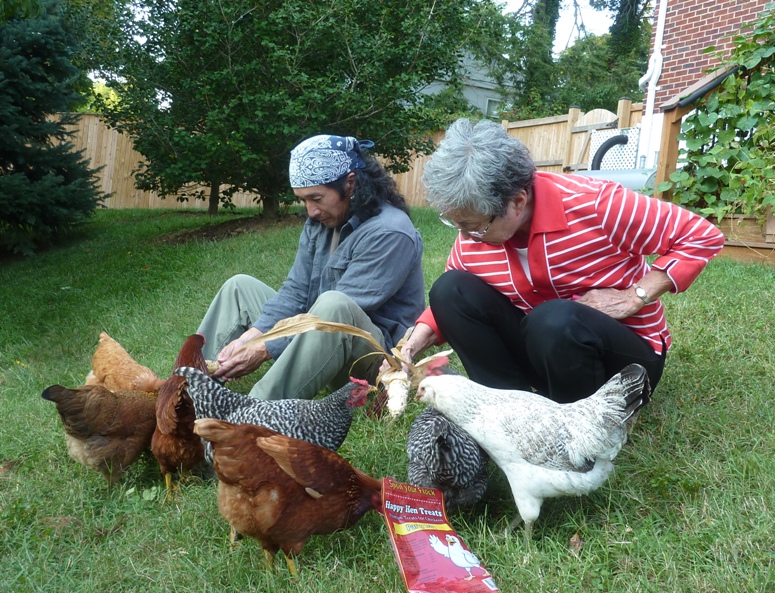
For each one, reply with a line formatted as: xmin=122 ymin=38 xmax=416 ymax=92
xmin=382 ymin=478 xmax=499 ymax=593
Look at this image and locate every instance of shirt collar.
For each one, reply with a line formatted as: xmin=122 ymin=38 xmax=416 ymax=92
xmin=530 ymin=172 xmax=569 ymax=234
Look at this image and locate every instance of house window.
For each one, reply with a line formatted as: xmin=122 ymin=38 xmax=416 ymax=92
xmin=485 ymin=98 xmax=502 ymax=119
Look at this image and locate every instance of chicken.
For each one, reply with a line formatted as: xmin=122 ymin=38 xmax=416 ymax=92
xmin=173 ymin=367 xmax=371 ymax=460
xmin=406 ymin=361 xmax=489 ymax=513
xmin=407 ymin=407 xmax=489 ymax=513
xmin=416 ymin=363 xmax=651 ymax=543
xmin=41 ymin=384 xmax=157 ymax=485
xmin=85 ymin=331 xmax=165 ymax=393
xmin=428 ymin=534 xmax=483 ymax=579
xmin=193 ymin=418 xmax=382 ymax=574
xmin=150 ymin=334 xmax=210 ymax=492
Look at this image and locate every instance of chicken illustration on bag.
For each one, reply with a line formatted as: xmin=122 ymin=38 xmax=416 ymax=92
xmin=428 ymin=534 xmax=484 ymax=580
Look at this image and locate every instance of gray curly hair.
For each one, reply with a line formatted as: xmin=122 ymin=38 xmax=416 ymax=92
xmin=421 ymin=118 xmax=536 ymax=217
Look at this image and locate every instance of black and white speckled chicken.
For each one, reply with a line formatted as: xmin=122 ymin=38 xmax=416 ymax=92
xmin=416 ymin=363 xmax=651 ymax=543
xmin=406 ymin=364 xmax=489 ymax=513
xmin=173 ymin=367 xmax=370 ymax=460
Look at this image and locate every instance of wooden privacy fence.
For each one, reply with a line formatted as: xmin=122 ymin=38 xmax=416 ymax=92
xmin=65 ymin=114 xmax=260 ymax=210
xmin=394 ymin=99 xmax=643 ymax=207
xmin=65 ymin=100 xmax=643 ymax=210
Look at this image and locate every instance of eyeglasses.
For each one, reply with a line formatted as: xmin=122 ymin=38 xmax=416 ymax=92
xmin=438 ymin=213 xmax=496 ymax=239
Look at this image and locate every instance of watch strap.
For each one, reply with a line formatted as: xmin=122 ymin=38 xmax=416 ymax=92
xmin=633 ymin=284 xmax=650 ymax=305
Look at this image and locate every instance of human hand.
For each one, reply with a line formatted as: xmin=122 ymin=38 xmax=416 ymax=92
xmin=573 ymin=287 xmax=643 ymax=320
xmin=379 ymin=343 xmax=415 ymax=375
xmin=213 ymin=329 xmax=270 ymax=380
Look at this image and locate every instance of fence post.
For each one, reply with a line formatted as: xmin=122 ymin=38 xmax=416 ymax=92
xmin=562 ymin=107 xmax=581 ymax=171
xmin=655 ymin=103 xmax=693 ymax=200
xmin=616 ymin=98 xmax=633 ymax=128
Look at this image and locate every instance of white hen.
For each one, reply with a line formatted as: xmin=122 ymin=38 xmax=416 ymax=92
xmin=416 ymin=364 xmax=651 ymax=543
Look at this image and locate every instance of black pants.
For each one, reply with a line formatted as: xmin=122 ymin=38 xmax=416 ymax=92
xmin=429 ymin=270 xmax=665 ymax=403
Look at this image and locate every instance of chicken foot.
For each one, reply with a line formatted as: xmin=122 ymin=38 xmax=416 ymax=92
xmin=505 ymin=515 xmax=533 ymax=547
xmin=283 ymin=554 xmax=299 ymax=576
xmin=229 ymin=527 xmax=243 ymax=551
xmin=259 ymin=548 xmax=298 ymax=577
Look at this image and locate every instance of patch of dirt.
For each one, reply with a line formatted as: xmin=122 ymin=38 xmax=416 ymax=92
xmin=156 ymin=213 xmax=305 ymax=246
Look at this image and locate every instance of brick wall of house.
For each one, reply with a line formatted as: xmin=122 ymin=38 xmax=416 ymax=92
xmin=653 ymin=0 xmax=771 ymax=108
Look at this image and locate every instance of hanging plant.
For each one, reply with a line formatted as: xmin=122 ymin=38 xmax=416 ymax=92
xmin=657 ymin=5 xmax=775 ymax=223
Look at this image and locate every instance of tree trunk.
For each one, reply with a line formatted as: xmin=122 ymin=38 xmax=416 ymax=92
xmin=208 ymin=182 xmax=220 ymax=215
xmin=262 ymin=193 xmax=278 ymax=218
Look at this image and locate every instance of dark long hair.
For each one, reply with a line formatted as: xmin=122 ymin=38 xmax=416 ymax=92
xmin=326 ymin=155 xmax=410 ymax=221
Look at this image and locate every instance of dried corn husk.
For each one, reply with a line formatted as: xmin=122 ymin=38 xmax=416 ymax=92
xmin=238 ymin=313 xmax=452 ymax=417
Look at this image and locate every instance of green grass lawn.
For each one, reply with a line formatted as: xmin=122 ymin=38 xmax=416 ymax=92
xmin=1 ymin=207 xmax=774 ymax=592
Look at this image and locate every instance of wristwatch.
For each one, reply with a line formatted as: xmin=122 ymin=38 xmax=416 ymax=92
xmin=633 ymin=284 xmax=650 ymax=305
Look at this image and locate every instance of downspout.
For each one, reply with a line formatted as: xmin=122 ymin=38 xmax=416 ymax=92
xmin=638 ymin=0 xmax=669 ymax=169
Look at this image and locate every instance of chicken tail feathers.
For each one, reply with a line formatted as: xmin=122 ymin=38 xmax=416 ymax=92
xmin=172 ymin=334 xmax=208 ymax=374
xmin=41 ymin=384 xmax=71 ymax=403
xmin=617 ymin=364 xmax=651 ymax=422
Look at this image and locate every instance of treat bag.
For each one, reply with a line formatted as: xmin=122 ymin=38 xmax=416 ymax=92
xmin=382 ymin=478 xmax=499 ymax=593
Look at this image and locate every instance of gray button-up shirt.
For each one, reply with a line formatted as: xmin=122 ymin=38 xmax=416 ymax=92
xmin=255 ymin=203 xmax=425 ymax=359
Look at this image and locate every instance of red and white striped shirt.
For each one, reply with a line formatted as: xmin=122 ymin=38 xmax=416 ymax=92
xmin=418 ymin=172 xmax=725 ymax=354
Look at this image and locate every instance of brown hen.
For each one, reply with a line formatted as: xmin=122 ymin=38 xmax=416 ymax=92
xmin=193 ymin=418 xmax=382 ymax=575
xmin=85 ymin=331 xmax=165 ymax=393
xmin=42 ymin=384 xmax=157 ymax=485
xmin=151 ymin=334 xmax=209 ymax=492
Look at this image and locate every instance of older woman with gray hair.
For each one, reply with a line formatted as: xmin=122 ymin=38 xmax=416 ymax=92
xmin=399 ymin=118 xmax=724 ymax=402
xmin=198 ymin=134 xmax=425 ymax=400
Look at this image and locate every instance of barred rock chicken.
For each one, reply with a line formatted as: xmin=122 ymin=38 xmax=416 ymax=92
xmin=150 ymin=334 xmax=210 ymax=492
xmin=406 ymin=364 xmax=489 ymax=512
xmin=85 ymin=331 xmax=166 ymax=393
xmin=193 ymin=418 xmax=382 ymax=574
xmin=174 ymin=367 xmax=370 ymax=460
xmin=407 ymin=407 xmax=489 ymax=513
xmin=41 ymin=384 xmax=157 ymax=485
xmin=416 ymin=364 xmax=651 ymax=543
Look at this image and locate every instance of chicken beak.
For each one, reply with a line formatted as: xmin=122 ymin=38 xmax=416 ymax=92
xmin=414 ymin=385 xmax=425 ymax=401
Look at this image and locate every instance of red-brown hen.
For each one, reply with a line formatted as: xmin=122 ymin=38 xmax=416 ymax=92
xmin=193 ymin=418 xmax=382 ymax=575
xmin=85 ymin=331 xmax=166 ymax=394
xmin=151 ymin=334 xmax=209 ymax=492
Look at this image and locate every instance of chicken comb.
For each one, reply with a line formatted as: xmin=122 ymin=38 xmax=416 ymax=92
xmin=347 ymin=377 xmax=376 ymax=409
xmin=424 ymin=356 xmax=451 ymax=376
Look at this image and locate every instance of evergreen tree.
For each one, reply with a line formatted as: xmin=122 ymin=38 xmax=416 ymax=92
xmin=0 ymin=10 xmax=104 ymax=255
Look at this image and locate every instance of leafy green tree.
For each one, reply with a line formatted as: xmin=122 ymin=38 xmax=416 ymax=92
xmin=591 ymin=0 xmax=651 ymax=66
xmin=551 ymin=31 xmax=647 ymax=113
xmin=98 ymin=0 xmax=485 ymax=215
xmin=1 ymin=0 xmax=41 ymax=21
xmin=520 ymin=0 xmax=562 ymax=111
xmin=496 ymin=0 xmax=650 ymax=119
xmin=464 ymin=3 xmax=531 ymax=117
xmin=0 ymin=9 xmax=105 ymax=255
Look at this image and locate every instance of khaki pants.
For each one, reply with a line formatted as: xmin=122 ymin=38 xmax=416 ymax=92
xmin=197 ymin=274 xmax=385 ymax=400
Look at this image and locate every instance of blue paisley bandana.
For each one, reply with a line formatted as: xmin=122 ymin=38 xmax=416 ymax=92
xmin=289 ymin=135 xmax=375 ymax=188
